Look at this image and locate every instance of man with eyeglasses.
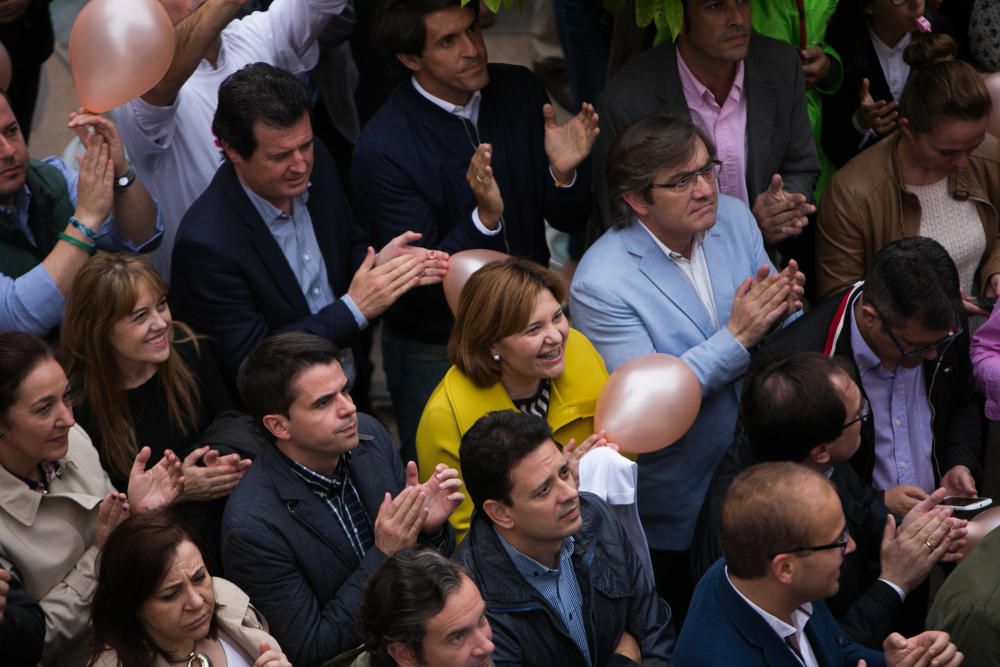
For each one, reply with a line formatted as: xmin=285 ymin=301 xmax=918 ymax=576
xmin=692 ymin=353 xmax=967 ymax=648
xmin=571 ymin=112 xmax=805 ymax=624
xmin=675 ymin=462 xmax=965 ymax=667
xmin=759 ymin=237 xmax=983 ymax=519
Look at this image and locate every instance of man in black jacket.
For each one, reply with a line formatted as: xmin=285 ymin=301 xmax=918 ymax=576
xmin=222 ymin=333 xmax=462 ymax=667
xmin=691 ymin=353 xmax=966 ymax=648
xmin=757 ymin=237 xmax=984 ymax=518
xmin=455 ymin=410 xmax=674 ymax=666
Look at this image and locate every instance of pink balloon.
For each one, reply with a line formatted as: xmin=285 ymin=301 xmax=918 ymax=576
xmin=443 ymin=249 xmax=510 ymax=315
xmin=986 ymin=73 xmax=1000 ymax=140
xmin=69 ymin=0 xmax=175 ymax=112
xmin=594 ymin=354 xmax=701 ymax=454
xmin=0 ymin=42 xmax=11 ymax=92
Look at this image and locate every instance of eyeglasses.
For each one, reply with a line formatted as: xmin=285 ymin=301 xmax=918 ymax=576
xmin=843 ymin=397 xmax=871 ymax=429
xmin=647 ymin=160 xmax=723 ymax=194
xmin=881 ymin=318 xmax=963 ymax=359
xmin=770 ymin=527 xmax=851 ymax=560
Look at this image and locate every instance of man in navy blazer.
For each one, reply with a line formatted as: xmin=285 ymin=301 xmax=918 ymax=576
xmin=675 ymin=462 xmax=962 ymax=667
xmin=171 ymin=63 xmax=446 ymax=386
xmin=570 ymin=113 xmax=803 ymax=622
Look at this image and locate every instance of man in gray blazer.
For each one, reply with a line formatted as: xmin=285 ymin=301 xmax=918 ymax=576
xmin=593 ymin=0 xmax=819 ymax=249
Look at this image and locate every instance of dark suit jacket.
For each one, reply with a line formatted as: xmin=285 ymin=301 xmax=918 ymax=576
xmin=220 ymin=413 xmax=453 ymax=667
xmin=691 ymin=433 xmax=901 ymax=649
xmin=593 ymin=34 xmax=819 ymax=226
xmin=674 ymin=560 xmax=885 ymax=667
xmin=171 ymin=141 xmax=367 ymax=384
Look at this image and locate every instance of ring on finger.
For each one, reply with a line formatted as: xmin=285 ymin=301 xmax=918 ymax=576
xmin=475 ymin=174 xmax=486 ymax=184
xmin=924 ymin=539 xmax=937 ymax=551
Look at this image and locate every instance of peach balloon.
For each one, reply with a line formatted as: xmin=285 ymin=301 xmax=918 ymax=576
xmin=69 ymin=0 xmax=175 ymax=112
xmin=443 ymin=249 xmax=510 ymax=314
xmin=0 ymin=42 xmax=11 ymax=92
xmin=594 ymin=354 xmax=701 ymax=454
xmin=986 ymin=72 xmax=1000 ymax=140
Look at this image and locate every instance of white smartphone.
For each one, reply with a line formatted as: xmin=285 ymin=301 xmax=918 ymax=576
xmin=940 ymin=496 xmax=993 ymax=512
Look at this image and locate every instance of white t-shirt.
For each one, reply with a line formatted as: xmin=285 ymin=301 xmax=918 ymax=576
xmin=112 ymin=0 xmax=347 ymax=281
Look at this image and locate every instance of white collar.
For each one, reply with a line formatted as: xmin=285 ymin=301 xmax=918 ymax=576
xmin=411 ymin=76 xmax=483 ymax=124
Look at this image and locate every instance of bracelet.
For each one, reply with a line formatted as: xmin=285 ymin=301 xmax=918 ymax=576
xmin=68 ymin=216 xmax=99 ymax=240
xmin=114 ymin=163 xmax=136 ymax=191
xmin=57 ymin=232 xmax=96 ymax=256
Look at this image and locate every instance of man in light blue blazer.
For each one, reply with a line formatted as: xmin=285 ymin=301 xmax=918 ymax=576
xmin=570 ymin=113 xmax=803 ymax=624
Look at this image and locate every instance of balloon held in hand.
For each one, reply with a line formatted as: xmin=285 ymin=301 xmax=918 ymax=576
xmin=443 ymin=249 xmax=510 ymax=315
xmin=69 ymin=0 xmax=175 ymax=112
xmin=594 ymin=354 xmax=701 ymax=454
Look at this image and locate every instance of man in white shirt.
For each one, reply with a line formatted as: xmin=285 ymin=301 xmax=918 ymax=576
xmin=674 ymin=462 xmax=964 ymax=667
xmin=113 ymin=0 xmax=350 ymax=279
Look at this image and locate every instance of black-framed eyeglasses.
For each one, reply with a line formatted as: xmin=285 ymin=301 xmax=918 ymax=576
xmin=881 ymin=318 xmax=963 ymax=359
xmin=843 ymin=397 xmax=871 ymax=429
xmin=769 ymin=527 xmax=851 ymax=560
xmin=648 ymin=160 xmax=723 ymax=194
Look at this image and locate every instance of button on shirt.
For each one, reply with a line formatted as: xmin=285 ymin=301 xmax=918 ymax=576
xmin=871 ymin=30 xmax=912 ymax=103
xmin=282 ymin=449 xmax=375 ymax=563
xmin=241 ymin=183 xmax=361 ymax=382
xmin=498 ymin=531 xmax=591 ymax=665
xmin=676 ymin=47 xmax=750 ymax=206
xmin=850 ymin=305 xmax=936 ymax=492
xmin=640 ymin=224 xmax=720 ymax=330
xmin=726 ymin=567 xmax=819 ymax=667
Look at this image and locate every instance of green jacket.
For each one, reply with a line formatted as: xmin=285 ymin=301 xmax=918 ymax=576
xmin=0 ymin=160 xmax=74 ymax=279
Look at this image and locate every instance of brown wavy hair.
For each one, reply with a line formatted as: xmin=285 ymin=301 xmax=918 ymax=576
xmin=61 ymin=253 xmax=201 ymax=480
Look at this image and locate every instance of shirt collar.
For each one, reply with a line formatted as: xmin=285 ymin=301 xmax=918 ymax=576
xmin=637 ymin=219 xmax=707 ymax=260
xmin=239 ymin=179 xmax=310 ymax=226
xmin=725 ymin=566 xmax=813 ymax=641
xmin=676 ymin=44 xmax=745 ymax=104
xmin=849 ymin=293 xmax=885 ymax=373
xmin=870 ymin=27 xmax=912 ymax=54
xmin=411 ymin=76 xmax=483 ymax=123
xmin=496 ymin=527 xmax=575 ymax=578
xmin=280 ymin=448 xmax=352 ymax=495
xmin=2 ymin=460 xmax=63 ymax=493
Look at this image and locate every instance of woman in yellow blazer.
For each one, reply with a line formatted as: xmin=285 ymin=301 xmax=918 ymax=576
xmin=417 ymin=259 xmax=609 ymax=541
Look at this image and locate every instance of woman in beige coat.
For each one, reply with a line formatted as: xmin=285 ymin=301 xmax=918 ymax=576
xmin=0 ymin=332 xmax=182 ymax=666
xmin=90 ymin=509 xmax=290 ymax=667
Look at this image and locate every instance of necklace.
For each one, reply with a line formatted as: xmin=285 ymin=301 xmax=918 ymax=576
xmin=162 ymin=640 xmax=211 ymax=667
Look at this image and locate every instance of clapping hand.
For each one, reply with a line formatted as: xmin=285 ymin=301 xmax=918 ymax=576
xmin=377 ymin=231 xmax=450 ymax=287
xmin=751 ymin=174 xmax=815 ymax=245
xmin=543 ymin=102 xmax=599 ymax=183
xmin=179 ymin=446 xmax=251 ymax=502
xmin=127 ymin=447 xmax=184 ymax=512
xmin=405 ymin=461 xmax=463 ymax=533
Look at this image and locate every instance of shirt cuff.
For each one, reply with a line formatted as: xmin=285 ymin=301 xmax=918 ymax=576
xmin=472 ymin=208 xmax=503 ymax=236
xmin=549 ymin=165 xmax=578 ymax=188
xmin=851 ymin=112 xmax=878 ymax=147
xmin=878 ymin=578 xmax=906 ymax=602
xmin=341 ymin=294 xmax=369 ymax=330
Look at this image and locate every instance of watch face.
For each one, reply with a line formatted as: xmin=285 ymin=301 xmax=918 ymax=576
xmin=117 ymin=176 xmax=128 ymax=187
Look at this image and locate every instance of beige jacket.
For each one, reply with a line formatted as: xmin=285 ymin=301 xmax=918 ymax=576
xmin=93 ymin=577 xmax=281 ymax=667
xmin=0 ymin=424 xmax=112 ymax=667
xmin=816 ymin=132 xmax=1000 ymax=299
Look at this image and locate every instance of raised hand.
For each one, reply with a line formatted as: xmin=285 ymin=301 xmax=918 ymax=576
xmin=127 ymin=447 xmax=184 ymax=513
xmin=751 ymin=174 xmax=815 ymax=245
xmin=94 ymin=492 xmax=130 ymax=548
xmin=73 ymin=134 xmax=114 ymax=231
xmin=879 ymin=510 xmax=952 ymax=594
xmin=178 ymin=446 xmax=251 ymax=502
xmin=377 ymin=231 xmax=450 ymax=287
xmin=374 ymin=485 xmax=426 ymax=556
xmin=254 ymin=641 xmax=292 ymax=667
xmin=419 ymin=462 xmax=464 ymax=532
xmin=543 ymin=102 xmax=599 ymax=181
xmin=68 ymin=109 xmax=128 ymax=177
xmin=466 ymin=143 xmax=504 ymax=229
xmin=800 ymin=47 xmax=831 ymax=88
xmin=727 ymin=265 xmax=791 ymax=348
xmin=347 ymin=247 xmax=426 ymax=320
xmin=857 ymin=78 xmax=900 ymax=136
xmin=563 ymin=431 xmax=618 ymax=485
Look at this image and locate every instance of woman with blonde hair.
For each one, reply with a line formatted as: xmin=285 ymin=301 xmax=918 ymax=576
xmin=61 ymin=253 xmax=251 ymax=569
xmin=416 ymin=258 xmax=610 ymax=541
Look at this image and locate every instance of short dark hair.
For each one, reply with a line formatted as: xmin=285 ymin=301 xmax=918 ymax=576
xmin=862 ymin=237 xmax=962 ymax=330
xmin=459 ymin=410 xmax=554 ymax=516
xmin=721 ymin=462 xmax=835 ymax=579
xmin=606 ymin=113 xmax=716 ymax=228
xmin=237 ymin=332 xmax=341 ymax=424
xmin=373 ymin=0 xmax=478 ymax=56
xmin=90 ymin=510 xmax=215 ymax=667
xmin=741 ymin=353 xmax=856 ymax=462
xmin=359 ymin=547 xmax=472 ymax=667
xmin=0 ymin=332 xmax=55 ymax=419
xmin=212 ymin=62 xmax=311 ymax=159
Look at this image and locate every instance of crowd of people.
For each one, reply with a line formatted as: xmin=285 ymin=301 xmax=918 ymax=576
xmin=2 ymin=0 xmax=1000 ymax=665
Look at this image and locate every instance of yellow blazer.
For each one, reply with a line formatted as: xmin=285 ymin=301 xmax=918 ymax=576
xmin=416 ymin=328 xmax=609 ymax=542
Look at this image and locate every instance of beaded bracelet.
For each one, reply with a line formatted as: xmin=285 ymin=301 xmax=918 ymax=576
xmin=57 ymin=232 xmax=96 ymax=255
xmin=68 ymin=216 xmax=99 ymax=240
